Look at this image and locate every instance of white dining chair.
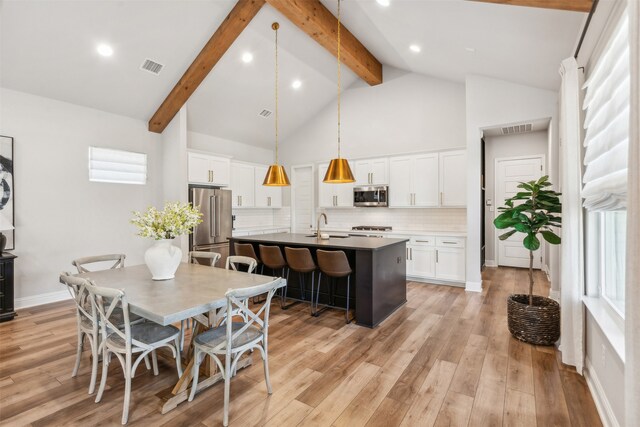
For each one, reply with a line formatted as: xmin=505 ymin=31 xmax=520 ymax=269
xmin=188 ymin=251 xmax=221 ymax=267
xmin=89 ymin=285 xmax=183 ymax=425
xmin=60 ymin=272 xmax=149 ymax=394
xmin=72 ymin=254 xmax=126 ymax=273
xmin=225 ymin=255 xmax=257 ymax=273
xmin=188 ymin=278 xmax=285 ymax=426
xmin=60 ymin=273 xmax=102 ymax=394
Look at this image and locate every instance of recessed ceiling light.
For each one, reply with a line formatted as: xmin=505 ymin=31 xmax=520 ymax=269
xmin=292 ymin=80 xmax=302 ymax=89
xmin=96 ymin=43 xmax=113 ymax=57
xmin=242 ymin=52 xmax=254 ymax=63
xmin=409 ymin=44 xmax=421 ymax=53
xmin=376 ymin=0 xmax=390 ymax=6
xmin=465 ymin=47 xmax=476 ymax=53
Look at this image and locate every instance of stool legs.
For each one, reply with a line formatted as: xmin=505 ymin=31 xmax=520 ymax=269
xmin=314 ymin=272 xmax=352 ymax=323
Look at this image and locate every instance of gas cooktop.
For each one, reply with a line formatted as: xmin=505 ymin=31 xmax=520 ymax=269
xmin=351 ymin=225 xmax=392 ymax=231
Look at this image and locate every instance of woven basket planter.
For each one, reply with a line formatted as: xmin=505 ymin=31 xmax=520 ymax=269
xmin=507 ymin=294 xmax=560 ymax=346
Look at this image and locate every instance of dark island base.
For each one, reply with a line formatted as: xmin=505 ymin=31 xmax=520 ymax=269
xmin=230 ymin=234 xmax=407 ymax=328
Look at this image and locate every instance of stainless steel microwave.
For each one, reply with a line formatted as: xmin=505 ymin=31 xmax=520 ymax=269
xmin=353 ymin=185 xmax=389 ymax=207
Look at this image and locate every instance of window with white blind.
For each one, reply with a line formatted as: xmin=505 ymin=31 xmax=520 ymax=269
xmin=582 ymin=8 xmax=629 ymax=318
xmin=88 ymin=147 xmax=147 ymax=185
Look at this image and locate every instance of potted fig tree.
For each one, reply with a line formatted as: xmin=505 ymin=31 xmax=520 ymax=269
xmin=494 ymin=175 xmax=562 ymax=346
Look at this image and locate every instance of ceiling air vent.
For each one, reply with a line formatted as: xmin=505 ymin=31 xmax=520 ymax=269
xmin=258 ymin=109 xmax=273 ymax=118
xmin=501 ymin=123 xmax=533 ymax=135
xmin=140 ymin=59 xmax=164 ymax=75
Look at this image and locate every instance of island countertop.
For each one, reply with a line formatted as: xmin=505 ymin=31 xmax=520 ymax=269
xmin=231 ymin=232 xmax=408 ymax=251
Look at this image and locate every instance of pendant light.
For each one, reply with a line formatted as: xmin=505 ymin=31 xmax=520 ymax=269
xmin=323 ymin=0 xmax=355 ymax=183
xmin=263 ymin=22 xmax=291 ymax=186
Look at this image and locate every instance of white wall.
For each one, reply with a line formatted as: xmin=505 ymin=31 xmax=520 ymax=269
xmin=0 ymin=88 xmax=163 ymax=302
xmin=280 ymin=66 xmax=466 ymax=165
xmin=484 ymin=130 xmax=548 ymax=265
xmin=188 ymin=131 xmax=273 ymax=164
xmin=466 ymin=75 xmax=558 ymax=291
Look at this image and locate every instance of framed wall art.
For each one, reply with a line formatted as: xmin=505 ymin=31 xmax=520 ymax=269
xmin=0 ymin=136 xmax=14 ymax=250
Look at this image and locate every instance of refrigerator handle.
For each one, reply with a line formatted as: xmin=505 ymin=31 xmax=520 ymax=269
xmin=215 ymin=195 xmax=221 ymax=238
xmin=210 ymin=196 xmax=217 ymax=238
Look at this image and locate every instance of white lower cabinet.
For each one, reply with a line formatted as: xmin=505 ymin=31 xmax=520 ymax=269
xmin=405 ymin=235 xmax=465 ymax=283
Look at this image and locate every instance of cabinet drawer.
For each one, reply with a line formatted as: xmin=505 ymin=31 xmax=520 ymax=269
xmin=436 ymin=237 xmax=465 ymax=248
xmin=410 ymin=236 xmax=435 ymax=246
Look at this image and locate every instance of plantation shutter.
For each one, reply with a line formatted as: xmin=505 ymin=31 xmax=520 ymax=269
xmin=88 ymin=147 xmax=147 ymax=185
xmin=581 ymin=9 xmax=630 ymax=211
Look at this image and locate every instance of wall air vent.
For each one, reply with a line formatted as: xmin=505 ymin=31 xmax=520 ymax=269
xmin=140 ymin=59 xmax=164 ymax=75
xmin=258 ymin=109 xmax=273 ymax=118
xmin=501 ymin=123 xmax=533 ymax=135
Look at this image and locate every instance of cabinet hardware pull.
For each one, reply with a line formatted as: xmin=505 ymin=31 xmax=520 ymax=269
xmin=410 ymin=248 xmax=413 ymax=260
xmin=440 ymin=192 xmax=443 ymax=205
xmin=436 ymin=250 xmax=439 ymax=263
xmin=416 ymin=240 xmax=430 ymax=243
xmin=442 ymin=241 xmax=456 ymax=244
xmin=406 ymin=247 xmax=409 ymax=259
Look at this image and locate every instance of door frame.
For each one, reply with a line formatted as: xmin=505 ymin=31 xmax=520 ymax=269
xmin=290 ymin=164 xmax=315 ymax=233
xmin=494 ymin=154 xmax=546 ymax=269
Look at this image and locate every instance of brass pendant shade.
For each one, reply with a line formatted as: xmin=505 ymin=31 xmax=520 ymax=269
xmin=323 ymin=0 xmax=354 ymax=184
xmin=263 ymin=164 xmax=291 ymax=186
xmin=323 ymin=158 xmax=355 ymax=183
xmin=263 ymin=22 xmax=291 ymax=187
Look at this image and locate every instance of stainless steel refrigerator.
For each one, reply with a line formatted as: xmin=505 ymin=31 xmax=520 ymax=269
xmin=189 ymin=187 xmax=232 ymax=267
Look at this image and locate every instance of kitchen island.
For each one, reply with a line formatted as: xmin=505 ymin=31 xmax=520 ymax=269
xmin=229 ymin=233 xmax=408 ymax=328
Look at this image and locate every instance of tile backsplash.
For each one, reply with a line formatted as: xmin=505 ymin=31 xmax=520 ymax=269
xmin=233 ymin=208 xmax=291 ymax=229
xmin=233 ymin=206 xmax=465 ymax=232
xmin=317 ymin=208 xmax=466 ymax=232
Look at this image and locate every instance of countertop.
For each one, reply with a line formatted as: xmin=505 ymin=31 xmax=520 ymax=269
xmin=320 ymin=228 xmax=467 ymax=238
xmin=230 ymin=232 xmax=409 ymax=251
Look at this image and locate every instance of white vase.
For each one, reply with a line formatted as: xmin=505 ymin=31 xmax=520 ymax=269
xmin=144 ymin=239 xmax=182 ymax=280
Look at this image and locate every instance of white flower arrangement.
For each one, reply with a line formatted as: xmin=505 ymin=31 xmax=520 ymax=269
xmin=131 ymin=201 xmax=203 ymax=240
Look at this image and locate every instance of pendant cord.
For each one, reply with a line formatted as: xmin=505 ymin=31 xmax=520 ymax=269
xmin=274 ymin=23 xmax=279 ymax=165
xmin=337 ymin=0 xmax=341 ymax=159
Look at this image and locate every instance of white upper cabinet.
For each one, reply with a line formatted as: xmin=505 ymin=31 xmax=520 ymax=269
xmin=230 ymin=162 xmax=255 ymax=208
xmin=354 ymin=158 xmax=389 ymax=186
xmin=389 ymin=153 xmax=438 ymax=207
xmin=254 ymin=165 xmax=282 ymax=208
xmin=439 ymin=150 xmax=467 ymax=207
xmin=318 ymin=163 xmax=354 ymax=208
xmin=188 ymin=152 xmax=230 ymax=186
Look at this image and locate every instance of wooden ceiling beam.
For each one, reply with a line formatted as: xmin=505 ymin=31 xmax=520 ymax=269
xmin=469 ymin=0 xmax=592 ymax=13
xmin=148 ymin=0 xmax=266 ymax=133
xmin=265 ymin=0 xmax=383 ymax=86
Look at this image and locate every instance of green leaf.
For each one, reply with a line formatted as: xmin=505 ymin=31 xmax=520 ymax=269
xmin=514 ymin=223 xmax=530 ymax=233
xmin=517 ymin=182 xmax=534 ymax=191
xmin=498 ymin=230 xmax=517 ymax=240
xmin=494 ymin=213 xmax=519 ymax=229
xmin=523 ymin=234 xmax=540 ymax=251
xmin=541 ymin=230 xmax=561 ymax=244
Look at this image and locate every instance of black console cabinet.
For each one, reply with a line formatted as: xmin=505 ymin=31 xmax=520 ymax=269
xmin=0 ymin=253 xmax=17 ymax=322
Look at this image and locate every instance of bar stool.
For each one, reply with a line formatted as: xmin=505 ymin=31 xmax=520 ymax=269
xmin=259 ymin=245 xmax=288 ymax=308
xmin=284 ymin=247 xmax=317 ymax=316
xmin=316 ymin=250 xmax=353 ymax=323
xmin=234 ymin=243 xmax=261 ymax=273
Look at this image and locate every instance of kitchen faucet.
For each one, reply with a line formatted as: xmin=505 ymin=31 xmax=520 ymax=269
xmin=317 ymin=213 xmax=327 ymax=237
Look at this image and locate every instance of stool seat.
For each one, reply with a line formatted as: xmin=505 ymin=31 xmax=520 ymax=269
xmin=316 ymin=250 xmax=353 ymax=324
xmin=284 ymin=247 xmax=316 ymax=273
xmin=317 ymin=250 xmax=352 ymax=277
xmin=259 ymin=245 xmax=287 ymax=270
xmin=285 ymin=247 xmax=317 ymax=315
xmin=234 ymin=243 xmax=261 ymax=264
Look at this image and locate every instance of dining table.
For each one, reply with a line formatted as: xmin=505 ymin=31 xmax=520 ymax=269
xmin=77 ymin=262 xmax=284 ymax=414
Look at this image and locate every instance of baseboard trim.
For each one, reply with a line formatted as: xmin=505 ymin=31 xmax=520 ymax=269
xmin=584 ymin=357 xmax=621 ymax=427
xmin=465 ymin=280 xmax=482 ymax=292
xmin=408 ymin=277 xmax=465 ymax=288
xmin=15 ymin=290 xmax=71 ymax=309
xmin=485 ymin=259 xmax=497 ymax=267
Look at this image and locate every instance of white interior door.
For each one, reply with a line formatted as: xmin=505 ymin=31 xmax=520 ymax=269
xmin=292 ymin=165 xmax=314 ymax=233
xmin=495 ymin=156 xmax=543 ymax=269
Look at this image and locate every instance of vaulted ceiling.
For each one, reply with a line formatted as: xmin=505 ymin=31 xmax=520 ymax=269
xmin=1 ymin=0 xmax=586 ymax=149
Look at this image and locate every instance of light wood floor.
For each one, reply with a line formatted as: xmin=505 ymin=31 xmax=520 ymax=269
xmin=0 ymin=267 xmax=601 ymax=426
